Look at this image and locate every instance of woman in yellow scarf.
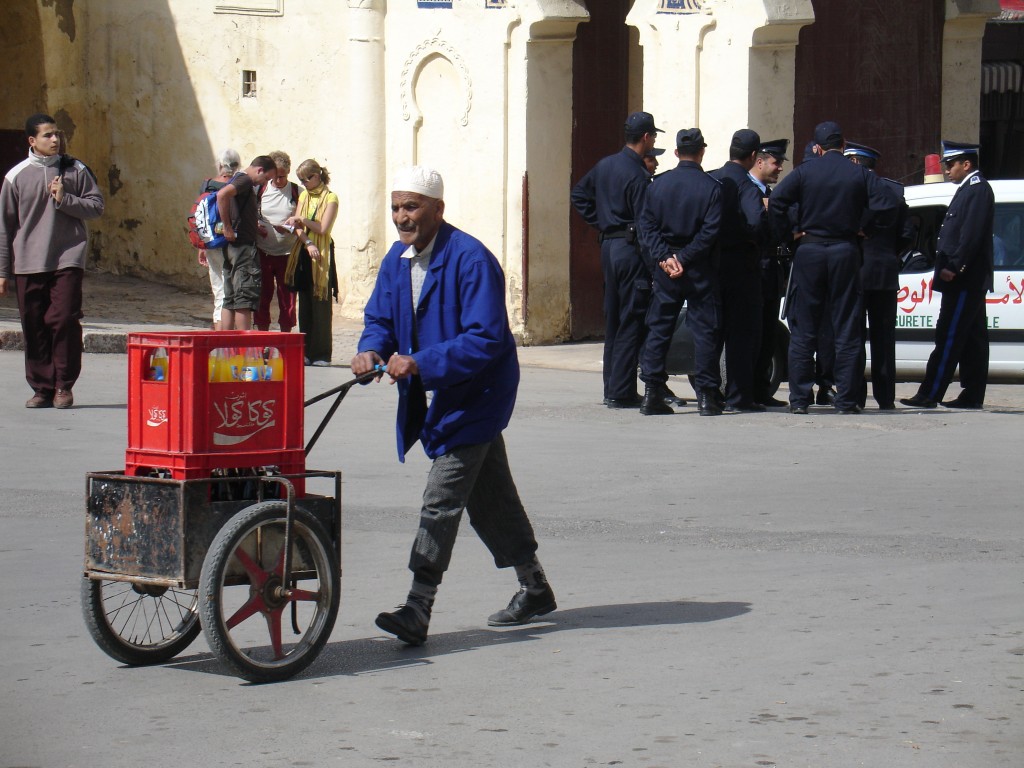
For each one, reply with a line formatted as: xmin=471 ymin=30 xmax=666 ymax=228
xmin=286 ymin=159 xmax=339 ymax=365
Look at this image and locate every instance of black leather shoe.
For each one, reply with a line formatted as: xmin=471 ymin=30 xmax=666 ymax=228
xmin=940 ymin=398 xmax=983 ymax=409
xmin=789 ymin=404 xmax=809 ymax=414
xmin=835 ymin=405 xmax=862 ymax=414
xmin=755 ymin=396 xmax=788 ymax=408
xmin=604 ymin=395 xmax=642 ymax=409
xmin=877 ymin=402 xmax=896 ymax=411
xmin=815 ymin=387 xmax=836 ymax=406
xmin=900 ymin=395 xmax=937 ymax=408
xmin=640 ymin=385 xmax=674 ymax=415
xmin=724 ymin=402 xmax=766 ymax=413
xmin=375 ymin=604 xmax=430 ymax=646
xmin=487 ymin=585 xmax=557 ymax=626
xmin=697 ymin=389 xmax=723 ymax=416
xmin=658 ymin=384 xmax=687 ymax=407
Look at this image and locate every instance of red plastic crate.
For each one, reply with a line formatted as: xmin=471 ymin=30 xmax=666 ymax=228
xmin=124 ymin=452 xmax=306 ymax=496
xmin=126 ymin=331 xmax=305 ymax=482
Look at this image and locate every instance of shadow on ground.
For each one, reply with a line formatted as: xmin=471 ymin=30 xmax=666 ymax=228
xmin=163 ymin=599 xmax=752 ymax=682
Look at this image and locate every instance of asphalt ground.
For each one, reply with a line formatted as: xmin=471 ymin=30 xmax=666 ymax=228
xmin=0 ymin=308 xmax=1022 ymax=767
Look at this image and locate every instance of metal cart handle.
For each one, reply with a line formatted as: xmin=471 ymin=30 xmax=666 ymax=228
xmin=302 ymin=366 xmax=384 ymax=455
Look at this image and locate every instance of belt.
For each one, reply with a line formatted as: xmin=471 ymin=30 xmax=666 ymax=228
xmin=601 ymin=231 xmax=628 ymax=241
xmin=799 ymin=234 xmax=856 ymax=245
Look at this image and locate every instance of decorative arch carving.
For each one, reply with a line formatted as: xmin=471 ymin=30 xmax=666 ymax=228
xmin=400 ymin=35 xmax=473 ymax=127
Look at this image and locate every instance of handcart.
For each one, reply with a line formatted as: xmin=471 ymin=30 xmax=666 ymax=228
xmin=80 ymin=332 xmax=376 ymax=683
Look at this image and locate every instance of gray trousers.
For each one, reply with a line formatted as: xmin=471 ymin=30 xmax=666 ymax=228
xmin=410 ymin=434 xmax=539 ymax=587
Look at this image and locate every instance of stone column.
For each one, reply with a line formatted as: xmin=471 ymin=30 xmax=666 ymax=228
xmin=942 ymin=0 xmax=1001 ymax=141
xmin=344 ymin=0 xmax=386 ymax=316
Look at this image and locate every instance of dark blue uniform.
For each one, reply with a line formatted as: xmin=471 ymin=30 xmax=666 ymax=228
xmin=912 ymin=171 xmax=995 ymax=405
xmin=571 ymin=147 xmax=651 ymax=402
xmin=858 ymin=177 xmax=910 ymax=409
xmin=637 ymin=161 xmax=722 ymax=393
xmin=709 ymin=161 xmax=767 ymax=408
xmin=769 ymin=150 xmax=900 ymax=410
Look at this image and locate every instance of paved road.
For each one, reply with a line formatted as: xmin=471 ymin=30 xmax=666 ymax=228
xmin=1 ymin=351 xmax=1021 ymax=768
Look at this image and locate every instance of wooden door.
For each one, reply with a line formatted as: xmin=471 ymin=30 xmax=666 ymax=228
xmin=569 ymin=0 xmax=632 ymax=339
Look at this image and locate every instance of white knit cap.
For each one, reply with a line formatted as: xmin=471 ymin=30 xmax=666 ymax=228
xmin=392 ymin=166 xmax=444 ymax=199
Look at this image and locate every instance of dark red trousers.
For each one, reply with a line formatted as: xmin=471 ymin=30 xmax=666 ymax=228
xmin=255 ymin=251 xmax=296 ymax=332
xmin=15 ymin=268 xmax=84 ymax=396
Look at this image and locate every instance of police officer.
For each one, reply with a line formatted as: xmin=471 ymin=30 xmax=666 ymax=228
xmin=748 ymin=138 xmax=788 ymax=407
xmin=769 ymin=121 xmax=901 ymax=414
xmin=901 ymin=141 xmax=994 ymax=409
xmin=637 ymin=128 xmax=723 ymax=416
xmin=710 ymin=129 xmax=768 ymax=411
xmin=571 ymin=111 xmax=664 ymax=409
xmin=643 ymin=147 xmax=665 ymax=177
xmin=843 ymin=142 xmax=910 ymax=410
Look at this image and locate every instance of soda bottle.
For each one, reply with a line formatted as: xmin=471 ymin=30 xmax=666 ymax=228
xmin=242 ymin=347 xmax=263 ymax=382
xmin=267 ymin=347 xmax=284 ymax=381
xmin=208 ymin=348 xmax=221 ymax=382
xmin=149 ymin=347 xmax=168 ymax=381
xmin=228 ymin=347 xmax=244 ymax=381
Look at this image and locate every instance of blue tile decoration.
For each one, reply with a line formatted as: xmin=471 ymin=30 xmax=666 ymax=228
xmin=417 ymin=0 xmax=452 ymax=8
xmin=485 ymin=0 xmax=506 ymax=7
xmin=658 ymin=0 xmax=703 ymax=12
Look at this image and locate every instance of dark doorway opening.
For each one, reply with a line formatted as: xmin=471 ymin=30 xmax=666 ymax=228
xmin=0 ymin=130 xmax=26 ymax=176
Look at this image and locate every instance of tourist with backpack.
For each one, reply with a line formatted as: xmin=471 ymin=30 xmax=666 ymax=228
xmin=215 ymin=154 xmax=277 ymax=330
xmin=192 ymin=148 xmax=240 ymax=330
xmin=255 ymin=150 xmax=299 ymax=332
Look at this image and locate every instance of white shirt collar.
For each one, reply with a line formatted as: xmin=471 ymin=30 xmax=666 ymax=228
xmin=400 ymin=234 xmax=438 ymax=261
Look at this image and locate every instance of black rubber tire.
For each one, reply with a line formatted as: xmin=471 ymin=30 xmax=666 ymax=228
xmin=199 ymin=501 xmax=339 ymax=683
xmin=81 ymin=577 xmax=200 ymax=665
xmin=687 ymin=341 xmax=785 ymax=398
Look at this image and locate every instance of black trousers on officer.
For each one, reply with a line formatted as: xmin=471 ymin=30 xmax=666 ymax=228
xmin=717 ymin=255 xmax=762 ymax=407
xmin=640 ymin=262 xmax=720 ymax=392
xmin=753 ymin=260 xmax=782 ymax=403
xmin=859 ymin=289 xmax=897 ymax=408
xmin=600 ymin=237 xmax=648 ymax=401
xmin=914 ymin=286 xmax=989 ymax=405
xmin=787 ymin=241 xmax=863 ymax=409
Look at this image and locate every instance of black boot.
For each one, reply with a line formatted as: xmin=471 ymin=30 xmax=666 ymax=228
xmin=698 ymin=388 xmax=723 ymax=416
xmin=640 ymin=383 xmax=674 ymax=415
xmin=658 ymin=384 xmax=687 ymax=407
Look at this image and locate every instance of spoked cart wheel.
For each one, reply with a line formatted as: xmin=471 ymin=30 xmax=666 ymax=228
xmin=199 ymin=500 xmax=340 ymax=683
xmin=81 ymin=577 xmax=201 ymax=665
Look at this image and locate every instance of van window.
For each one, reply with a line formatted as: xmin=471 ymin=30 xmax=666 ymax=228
xmin=994 ymin=203 xmax=1024 ymax=268
xmin=901 ymin=205 xmax=946 ymax=273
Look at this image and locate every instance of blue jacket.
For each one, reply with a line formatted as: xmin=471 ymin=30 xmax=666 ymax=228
xmin=358 ymin=222 xmax=520 ymax=461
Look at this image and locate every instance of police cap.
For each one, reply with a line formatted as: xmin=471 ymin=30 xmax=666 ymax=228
xmin=759 ymin=138 xmax=789 ymax=161
xmin=625 ymin=112 xmax=663 ymax=135
xmin=676 ymin=128 xmax=707 ymax=153
xmin=941 ymin=140 xmax=980 ymax=162
xmin=813 ymin=121 xmax=843 ymax=148
xmin=843 ymin=141 xmax=880 ymax=162
xmin=730 ymin=129 xmax=761 ymax=154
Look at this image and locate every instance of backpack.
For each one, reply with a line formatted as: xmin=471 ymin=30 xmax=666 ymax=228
xmin=187 ymin=178 xmax=229 ymax=250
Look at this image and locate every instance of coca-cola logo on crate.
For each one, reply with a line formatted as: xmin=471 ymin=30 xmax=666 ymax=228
xmin=212 ymin=392 xmax=277 ymax=445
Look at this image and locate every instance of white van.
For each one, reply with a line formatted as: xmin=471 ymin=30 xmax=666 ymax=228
xmin=897 ymin=179 xmax=1024 ymax=382
xmin=667 ymin=179 xmax=1024 ymax=391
